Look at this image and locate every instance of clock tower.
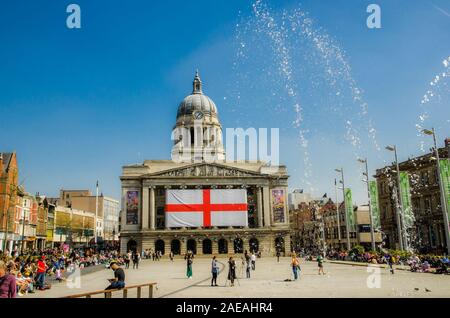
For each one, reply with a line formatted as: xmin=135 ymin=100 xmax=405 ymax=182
xmin=171 ymin=71 xmax=226 ymax=162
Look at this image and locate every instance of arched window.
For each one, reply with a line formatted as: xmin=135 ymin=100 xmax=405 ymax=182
xmin=127 ymin=239 xmax=137 ymax=253
xmin=218 ymin=238 xmax=228 ymax=254
xmin=202 ymin=239 xmax=212 ymax=254
xmin=233 ymin=238 xmax=243 ymax=254
xmin=187 ymin=239 xmax=197 ymax=255
xmin=249 ymin=238 xmax=259 ymax=253
xmin=171 ymin=239 xmax=181 ymax=255
xmin=155 ymin=239 xmax=165 ymax=255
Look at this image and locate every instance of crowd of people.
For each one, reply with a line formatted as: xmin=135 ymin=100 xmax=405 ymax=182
xmin=324 ymin=247 xmax=450 ymax=274
xmin=0 ymin=246 xmax=122 ymax=298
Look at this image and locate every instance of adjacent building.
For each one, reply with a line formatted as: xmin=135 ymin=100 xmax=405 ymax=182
xmin=0 ymin=152 xmax=22 ymax=252
xmin=290 ymin=197 xmax=382 ymax=253
xmin=375 ymin=138 xmax=450 ymax=254
xmin=51 ymin=206 xmax=95 ymax=246
xmin=58 ymin=189 xmax=120 ymax=244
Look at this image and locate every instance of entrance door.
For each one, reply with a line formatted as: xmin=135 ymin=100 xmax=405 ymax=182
xmin=171 ymin=239 xmax=181 ymax=255
xmin=187 ymin=239 xmax=197 ymax=254
xmin=155 ymin=239 xmax=165 ymax=255
xmin=233 ymin=238 xmax=243 ymax=254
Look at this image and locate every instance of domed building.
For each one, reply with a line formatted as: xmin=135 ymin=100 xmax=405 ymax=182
xmin=120 ymin=71 xmax=290 ymax=257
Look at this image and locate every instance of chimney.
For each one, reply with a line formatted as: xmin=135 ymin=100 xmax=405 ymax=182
xmin=445 ymin=138 xmax=450 ymax=148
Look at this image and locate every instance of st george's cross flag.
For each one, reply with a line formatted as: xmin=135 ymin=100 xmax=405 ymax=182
xmin=165 ymin=189 xmax=248 ymax=228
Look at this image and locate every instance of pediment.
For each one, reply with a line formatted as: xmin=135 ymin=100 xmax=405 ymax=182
xmin=145 ymin=163 xmax=265 ymax=178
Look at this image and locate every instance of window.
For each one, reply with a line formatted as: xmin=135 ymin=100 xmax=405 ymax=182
xmin=424 ymin=196 xmax=431 ymax=213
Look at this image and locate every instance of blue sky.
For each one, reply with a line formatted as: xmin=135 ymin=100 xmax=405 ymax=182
xmin=1 ymin=0 xmax=449 ymax=204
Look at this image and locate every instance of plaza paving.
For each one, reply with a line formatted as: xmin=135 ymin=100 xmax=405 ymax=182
xmin=25 ymin=257 xmax=450 ymax=298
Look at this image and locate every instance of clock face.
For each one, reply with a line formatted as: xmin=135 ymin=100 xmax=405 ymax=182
xmin=193 ymin=111 xmax=204 ymax=120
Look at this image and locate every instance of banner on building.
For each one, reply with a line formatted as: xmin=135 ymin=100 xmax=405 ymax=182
xmin=440 ymin=159 xmax=450 ymax=220
xmin=165 ymin=189 xmax=248 ymax=228
xmin=272 ymin=189 xmax=286 ymax=223
xmin=126 ymin=191 xmax=139 ymax=225
xmin=399 ymin=171 xmax=414 ymax=229
xmin=369 ymin=181 xmax=381 ymax=230
xmin=344 ymin=188 xmax=355 ymax=231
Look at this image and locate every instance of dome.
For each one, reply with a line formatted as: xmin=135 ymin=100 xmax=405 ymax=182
xmin=177 ymin=94 xmax=218 ymax=117
xmin=176 ymin=70 xmax=218 ymax=118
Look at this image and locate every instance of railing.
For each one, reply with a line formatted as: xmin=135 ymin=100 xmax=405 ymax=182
xmin=63 ymin=282 xmax=157 ymax=298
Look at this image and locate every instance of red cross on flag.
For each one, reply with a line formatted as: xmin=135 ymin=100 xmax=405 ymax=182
xmin=165 ymin=189 xmax=248 ymax=228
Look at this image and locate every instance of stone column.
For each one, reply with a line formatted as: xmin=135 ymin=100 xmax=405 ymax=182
xmin=284 ymin=234 xmax=292 ymax=256
xmin=198 ymin=239 xmax=203 ymax=255
xmin=164 ymin=239 xmax=171 ymax=256
xmin=212 ymin=239 xmax=219 ymax=255
xmin=283 ymin=187 xmax=289 ymax=225
xmin=181 ymin=239 xmax=188 ymax=255
xmin=263 ymin=187 xmax=271 ymax=227
xmin=121 ymin=188 xmax=127 ymax=230
xmin=142 ymin=187 xmax=149 ymax=230
xmin=242 ymin=237 xmax=249 ymax=253
xmin=150 ymin=187 xmax=156 ymax=230
xmin=257 ymin=187 xmax=263 ymax=228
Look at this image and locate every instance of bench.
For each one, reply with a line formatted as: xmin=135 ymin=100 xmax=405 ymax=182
xmin=63 ymin=282 xmax=157 ymax=298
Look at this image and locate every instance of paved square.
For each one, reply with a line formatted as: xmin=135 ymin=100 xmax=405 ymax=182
xmin=24 ymin=257 xmax=450 ymax=298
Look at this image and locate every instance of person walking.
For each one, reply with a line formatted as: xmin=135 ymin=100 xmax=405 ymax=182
xmin=36 ymin=255 xmax=48 ymax=290
xmin=211 ymin=256 xmax=219 ymax=286
xmin=169 ymin=251 xmax=174 ymax=262
xmin=317 ymin=254 xmax=325 ymax=275
xmin=227 ymin=257 xmax=236 ymax=287
xmin=186 ymin=255 xmax=193 ymax=279
xmin=276 ymin=250 xmax=281 ymax=262
xmin=124 ymin=251 xmax=131 ymax=269
xmin=386 ymin=253 xmax=395 ymax=274
xmin=251 ymin=252 xmax=256 ymax=270
xmin=0 ymin=260 xmax=16 ymax=298
xmin=291 ymin=254 xmax=300 ymax=280
xmin=132 ymin=251 xmax=140 ymax=269
xmin=244 ymin=251 xmax=251 ymax=278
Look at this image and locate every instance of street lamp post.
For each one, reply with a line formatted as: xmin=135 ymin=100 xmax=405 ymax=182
xmin=385 ymin=145 xmax=407 ymax=251
xmin=358 ymin=158 xmax=376 ymax=251
xmin=334 ymin=179 xmax=342 ymax=249
xmin=422 ymin=128 xmax=450 ymax=255
xmin=335 ymin=168 xmax=351 ymax=250
xmin=20 ymin=207 xmax=27 ymax=254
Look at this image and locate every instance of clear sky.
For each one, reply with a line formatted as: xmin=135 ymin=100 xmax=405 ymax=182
xmin=1 ymin=0 xmax=449 ymax=204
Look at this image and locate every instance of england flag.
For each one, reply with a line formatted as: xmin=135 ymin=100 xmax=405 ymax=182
xmin=165 ymin=189 xmax=248 ymax=228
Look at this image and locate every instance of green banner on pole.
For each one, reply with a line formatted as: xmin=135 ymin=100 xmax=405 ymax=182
xmin=344 ymin=188 xmax=355 ymax=231
xmin=369 ymin=181 xmax=381 ymax=230
xmin=439 ymin=159 xmax=450 ymax=219
xmin=399 ymin=171 xmax=414 ymax=229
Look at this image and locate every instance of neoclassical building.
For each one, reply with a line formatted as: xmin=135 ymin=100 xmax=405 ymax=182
xmin=119 ymin=72 xmax=290 ymax=256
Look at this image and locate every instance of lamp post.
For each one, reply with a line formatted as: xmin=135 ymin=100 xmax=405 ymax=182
xmin=335 ymin=168 xmax=351 ymax=250
xmin=334 ymin=178 xmax=342 ymax=249
xmin=422 ymin=128 xmax=450 ymax=255
xmin=358 ymin=158 xmax=376 ymax=251
xmin=385 ymin=145 xmax=406 ymax=251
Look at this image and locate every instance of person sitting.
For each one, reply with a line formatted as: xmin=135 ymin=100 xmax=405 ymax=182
xmin=105 ymin=261 xmax=125 ymax=291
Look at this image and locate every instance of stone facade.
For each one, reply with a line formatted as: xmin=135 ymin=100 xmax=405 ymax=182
xmin=375 ymin=142 xmax=449 ymax=254
xmin=119 ymin=72 xmax=291 ymax=256
xmin=120 ymin=161 xmax=291 ymax=256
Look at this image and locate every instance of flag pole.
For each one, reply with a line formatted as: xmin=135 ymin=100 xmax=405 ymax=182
xmin=95 ymin=180 xmax=99 ymax=246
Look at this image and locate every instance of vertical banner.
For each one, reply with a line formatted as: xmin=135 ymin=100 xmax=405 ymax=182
xmin=344 ymin=188 xmax=355 ymax=231
xmin=439 ymin=159 xmax=450 ymax=220
xmin=369 ymin=181 xmax=381 ymax=230
xmin=126 ymin=191 xmax=139 ymax=225
xmin=399 ymin=172 xmax=414 ymax=229
xmin=271 ymin=189 xmax=286 ymax=223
